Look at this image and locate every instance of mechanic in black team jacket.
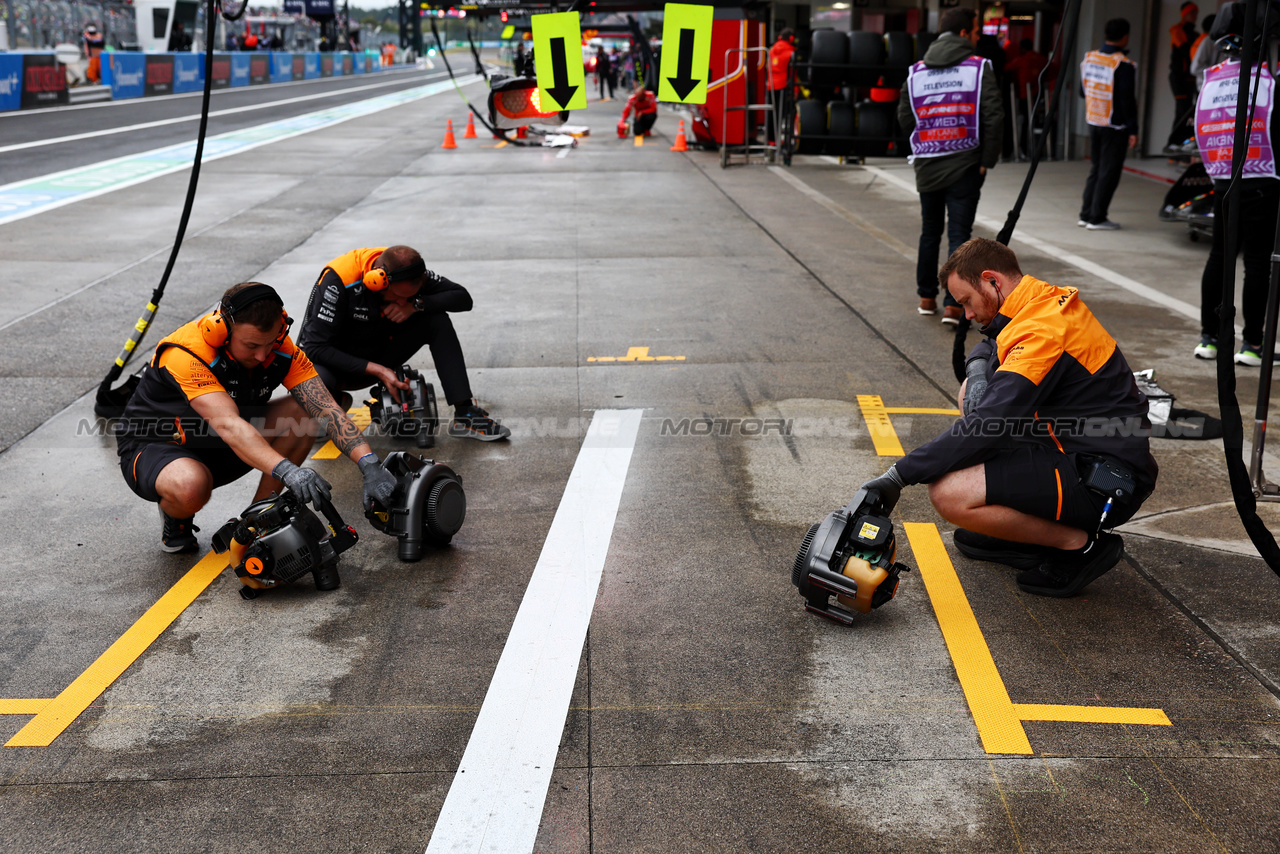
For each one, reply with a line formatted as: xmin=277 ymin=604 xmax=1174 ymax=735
xmin=298 ymin=245 xmax=510 ymax=441
xmin=858 ymin=239 xmax=1158 ymax=598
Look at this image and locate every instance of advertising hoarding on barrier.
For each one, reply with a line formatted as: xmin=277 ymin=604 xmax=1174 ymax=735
xmin=22 ymin=54 xmax=70 ymax=109
xmin=291 ymin=54 xmax=305 ymax=81
xmin=321 ymin=53 xmax=334 ymax=77
xmin=0 ymin=54 xmax=25 ymax=112
xmin=270 ymin=52 xmax=292 ymax=83
xmin=231 ymin=53 xmax=251 ymax=87
xmin=305 ymin=53 xmax=320 ymax=79
xmin=173 ymin=53 xmax=204 ymax=94
xmin=342 ymin=53 xmax=353 ymax=75
xmin=211 ymin=56 xmax=232 ymax=89
xmin=108 ymin=52 xmax=145 ymax=100
xmin=352 ymin=52 xmax=365 ymax=74
xmin=250 ymin=54 xmax=269 ymax=84
xmin=144 ymin=54 xmax=174 ymax=96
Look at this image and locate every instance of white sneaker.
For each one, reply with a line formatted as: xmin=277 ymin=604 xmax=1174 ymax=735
xmin=1086 ymin=220 xmax=1121 ymax=230
xmin=1077 ymin=219 xmax=1088 ymax=227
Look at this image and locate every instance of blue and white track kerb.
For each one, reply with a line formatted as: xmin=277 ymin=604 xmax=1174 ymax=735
xmin=0 ymin=75 xmax=481 ymax=227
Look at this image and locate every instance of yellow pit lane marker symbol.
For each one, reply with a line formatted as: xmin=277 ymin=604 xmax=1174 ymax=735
xmin=587 ymin=346 xmax=685 ymax=363
xmin=905 ymin=520 xmax=1171 ymax=755
xmin=4 ymin=551 xmax=228 ymax=747
xmin=857 ymin=394 xmax=961 ymax=456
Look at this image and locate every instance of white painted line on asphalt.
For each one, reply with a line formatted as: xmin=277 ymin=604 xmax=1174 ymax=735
xmin=0 ymin=73 xmax=450 ymax=154
xmin=854 ymin=163 xmax=1202 ymax=322
xmin=425 ymin=409 xmax=644 ymax=854
xmin=0 ymin=75 xmax=483 ymax=227
xmin=0 ymin=64 xmax=429 ymax=118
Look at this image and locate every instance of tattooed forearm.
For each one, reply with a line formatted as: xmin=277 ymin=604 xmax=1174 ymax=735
xmin=292 ymin=377 xmax=365 ymax=457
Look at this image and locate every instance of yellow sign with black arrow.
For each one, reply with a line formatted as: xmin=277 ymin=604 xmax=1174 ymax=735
xmin=532 ymin=11 xmax=587 ymax=111
xmin=657 ymin=3 xmax=713 ymax=104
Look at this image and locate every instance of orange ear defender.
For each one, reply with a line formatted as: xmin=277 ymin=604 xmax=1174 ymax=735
xmin=363 ymin=258 xmax=427 ymax=291
xmin=199 ymin=283 xmax=291 ymax=348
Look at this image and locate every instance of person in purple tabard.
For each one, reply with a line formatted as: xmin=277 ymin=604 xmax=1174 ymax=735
xmin=1190 ymin=17 xmax=1280 ymax=365
xmin=898 ymin=7 xmax=1004 ymax=327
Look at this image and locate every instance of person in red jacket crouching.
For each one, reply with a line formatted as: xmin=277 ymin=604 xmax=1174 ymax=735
xmin=617 ymin=83 xmax=658 ymax=138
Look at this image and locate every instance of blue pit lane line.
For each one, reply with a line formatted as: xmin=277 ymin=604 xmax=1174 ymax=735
xmin=0 ymin=74 xmax=482 ymax=227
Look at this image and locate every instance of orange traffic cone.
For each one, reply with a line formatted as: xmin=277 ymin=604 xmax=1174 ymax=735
xmin=670 ymin=120 xmax=688 ymax=152
xmin=442 ymin=120 xmax=458 ymax=149
xmin=464 ymin=112 xmax=478 ymax=139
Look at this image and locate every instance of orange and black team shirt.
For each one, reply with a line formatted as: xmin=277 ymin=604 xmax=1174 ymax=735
xmin=895 ymin=276 xmax=1159 ymax=492
xmin=115 ymin=316 xmax=318 ymax=451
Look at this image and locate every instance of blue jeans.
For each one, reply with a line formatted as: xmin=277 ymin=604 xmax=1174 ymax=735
xmin=916 ymin=164 xmax=985 ymax=303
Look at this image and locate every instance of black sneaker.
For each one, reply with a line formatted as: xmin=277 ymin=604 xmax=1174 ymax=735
xmin=1015 ymin=533 xmax=1123 ymax=598
xmin=953 ymin=528 xmax=1046 ymax=570
xmin=160 ymin=511 xmax=200 ymax=554
xmin=450 ymin=404 xmax=511 ymax=442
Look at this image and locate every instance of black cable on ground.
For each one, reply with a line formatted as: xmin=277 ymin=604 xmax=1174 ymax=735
xmin=1215 ymin=0 xmax=1280 ymax=573
xmin=94 ymin=0 xmax=221 ymax=417
xmin=430 ymin=17 xmax=537 ymax=147
xmin=949 ymin=0 xmax=1083 ymax=383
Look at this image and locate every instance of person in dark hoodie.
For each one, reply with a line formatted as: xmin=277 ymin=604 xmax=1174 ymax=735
xmin=1078 ymin=18 xmax=1139 ymax=230
xmin=898 ymin=7 xmax=1004 ymax=326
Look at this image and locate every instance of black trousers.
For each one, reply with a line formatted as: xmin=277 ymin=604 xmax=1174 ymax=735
xmin=916 ymin=163 xmax=985 ymax=304
xmin=1079 ymin=126 xmax=1128 ymax=224
xmin=1200 ymin=178 xmax=1280 ymax=345
xmin=314 ymin=311 xmax=474 ymax=406
xmin=633 ymin=111 xmax=656 ymax=135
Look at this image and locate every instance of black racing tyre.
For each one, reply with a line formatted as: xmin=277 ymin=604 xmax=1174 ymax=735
xmin=885 ymin=32 xmax=914 ymax=67
xmin=855 ymin=100 xmax=894 ymax=157
xmin=847 ymin=31 xmax=885 ymax=88
xmin=915 ymin=31 xmax=937 ymax=61
xmin=795 ymin=99 xmax=825 ymax=155
xmin=827 ymin=101 xmax=855 ymax=156
xmin=809 ymin=29 xmax=848 ymax=88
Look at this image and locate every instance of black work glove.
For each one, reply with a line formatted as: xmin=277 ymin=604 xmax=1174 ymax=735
xmin=273 ymin=459 xmax=332 ymax=506
xmin=963 ymin=353 xmax=991 ymax=415
xmin=860 ymin=464 xmax=905 ymax=514
xmin=358 ymin=452 xmax=398 ymax=509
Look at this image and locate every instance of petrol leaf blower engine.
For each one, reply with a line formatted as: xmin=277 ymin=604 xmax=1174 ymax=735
xmin=791 ymin=486 xmax=911 ymax=625
xmin=367 ymin=365 xmax=438 ymax=449
xmin=365 ymin=451 xmax=466 ymax=561
xmin=212 ymin=491 xmax=359 ymax=600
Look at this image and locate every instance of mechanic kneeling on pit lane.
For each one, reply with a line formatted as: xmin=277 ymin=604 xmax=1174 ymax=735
xmin=116 ymin=283 xmax=399 ymax=554
xmin=860 ymin=238 xmax=1158 ymax=597
xmin=298 ymin=245 xmax=509 ymax=442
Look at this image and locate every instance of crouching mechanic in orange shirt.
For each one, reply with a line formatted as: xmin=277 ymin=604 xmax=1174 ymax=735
xmin=116 ymin=283 xmax=399 ymax=553
xmin=858 ymin=239 xmax=1158 ymax=598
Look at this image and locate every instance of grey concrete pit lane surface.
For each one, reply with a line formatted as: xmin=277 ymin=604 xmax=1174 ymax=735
xmin=2 ymin=68 xmax=1280 ymax=854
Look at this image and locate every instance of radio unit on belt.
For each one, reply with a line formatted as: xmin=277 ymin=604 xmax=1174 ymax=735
xmin=212 ymin=491 xmax=359 ymax=600
xmin=791 ymin=486 xmax=911 ymax=625
xmin=367 ymin=365 xmax=439 ymax=449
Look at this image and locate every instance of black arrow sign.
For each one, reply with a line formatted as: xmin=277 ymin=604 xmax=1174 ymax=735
xmin=666 ymin=28 xmax=700 ymax=101
xmin=545 ymin=36 xmax=578 ymax=109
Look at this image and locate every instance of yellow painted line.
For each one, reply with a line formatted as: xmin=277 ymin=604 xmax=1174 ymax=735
xmin=6 ymin=551 xmax=228 ymax=747
xmin=634 ymin=135 xmax=643 ymax=147
xmin=884 ymin=407 xmax=962 ymax=416
xmin=905 ymin=522 xmax=1033 ymax=755
xmin=856 ymin=395 xmax=905 ymax=457
xmin=587 ymin=347 xmax=685 ymax=363
xmin=0 ymin=700 xmax=51 ymax=715
xmin=312 ymin=405 xmax=370 ymax=460
xmin=1015 ymin=704 xmax=1171 ymax=726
